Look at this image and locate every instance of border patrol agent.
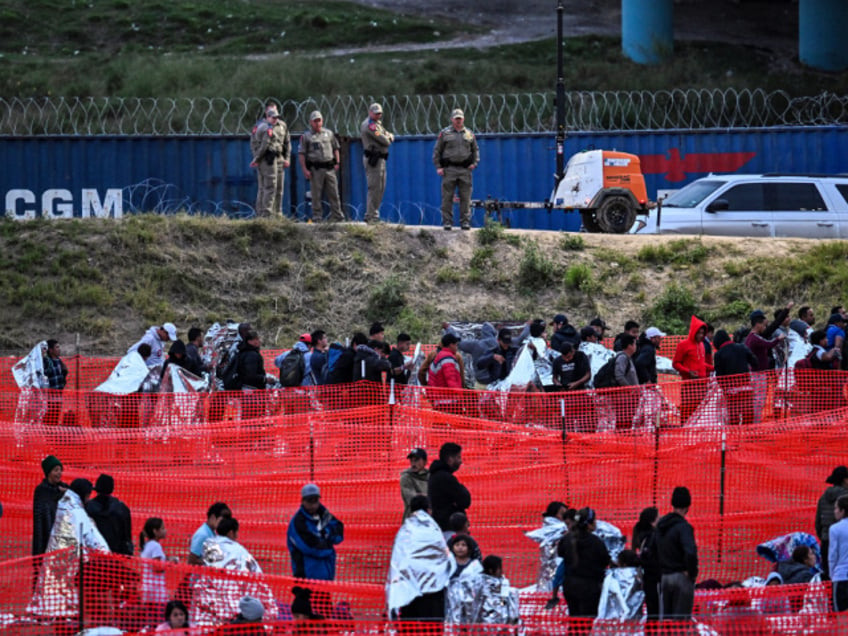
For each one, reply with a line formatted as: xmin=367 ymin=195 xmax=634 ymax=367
xmin=298 ymin=110 xmax=344 ymax=223
xmin=361 ymin=103 xmax=395 ymax=223
xmin=250 ymin=107 xmax=286 ymax=218
xmin=432 ymin=108 xmax=480 ymax=230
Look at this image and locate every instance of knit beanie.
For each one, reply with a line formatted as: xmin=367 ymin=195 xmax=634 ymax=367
xmin=41 ymin=455 xmax=62 ymax=477
xmin=238 ymin=595 xmax=264 ymax=622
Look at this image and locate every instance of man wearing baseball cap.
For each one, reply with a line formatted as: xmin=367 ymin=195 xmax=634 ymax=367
xmin=298 ymin=110 xmax=344 ymax=223
xmin=400 ymin=448 xmax=429 ymax=520
xmin=361 ymin=102 xmax=395 ymax=223
xmin=635 ymin=326 xmax=666 ymax=385
xmin=128 ymin=323 xmax=178 ymax=369
xmin=432 ymin=108 xmax=480 ymax=230
xmin=287 ymin=483 xmax=344 ymax=581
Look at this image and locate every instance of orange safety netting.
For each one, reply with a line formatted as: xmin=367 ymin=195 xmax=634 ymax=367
xmin=0 ymin=550 xmax=841 ymax=634
xmin=1 ymin=359 xmax=847 ymax=635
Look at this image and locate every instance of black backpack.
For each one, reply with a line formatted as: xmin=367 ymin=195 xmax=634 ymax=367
xmin=639 ymin=529 xmax=661 ymax=579
xmin=594 ymin=352 xmax=630 ymax=389
xmin=279 ymin=348 xmax=306 ymax=387
xmin=221 ymin=352 xmax=241 ymax=391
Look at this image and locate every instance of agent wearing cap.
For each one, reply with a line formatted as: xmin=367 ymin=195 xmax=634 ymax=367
xmin=817 ymin=466 xmax=848 ymax=580
xmin=287 ymin=483 xmax=344 ymax=581
xmin=361 ymin=102 xmax=395 ymax=223
xmin=128 ymin=322 xmax=178 ymax=369
xmin=401 ymin=448 xmax=430 ymax=520
xmin=250 ymin=105 xmax=290 ymax=218
xmin=298 ymin=110 xmax=344 ymax=223
xmin=32 ymin=455 xmax=68 ymax=556
xmin=432 ymin=108 xmax=480 ymax=231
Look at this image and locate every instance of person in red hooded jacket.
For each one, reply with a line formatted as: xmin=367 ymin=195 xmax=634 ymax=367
xmin=672 ymin=316 xmax=714 ymax=423
xmin=427 ymin=333 xmax=464 ymax=414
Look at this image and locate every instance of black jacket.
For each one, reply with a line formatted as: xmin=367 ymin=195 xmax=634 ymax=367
xmin=185 ymin=342 xmax=206 ymax=377
xmin=551 ymin=324 xmax=580 ymax=353
xmin=633 ymin=335 xmax=657 ymax=384
xmin=776 ymin=560 xmax=815 ymax=584
xmin=353 ymin=345 xmax=391 ymax=382
xmin=714 ymin=342 xmax=757 ymax=377
xmin=85 ymin=494 xmax=134 ymax=555
xmin=476 ymin=344 xmax=518 ymax=383
xmin=428 ymin=460 xmax=471 ymax=531
xmin=558 ymin=529 xmax=611 ymax=583
xmin=32 ymin=479 xmax=67 ymax=556
xmin=327 ymin=347 xmax=356 ymax=385
xmin=388 ymin=348 xmax=410 ymax=384
xmin=237 ymin=342 xmax=266 ymax=389
xmin=656 ymin=512 xmax=698 ymax=580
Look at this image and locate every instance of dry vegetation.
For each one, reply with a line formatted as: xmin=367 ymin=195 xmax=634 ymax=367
xmin=2 ymin=216 xmax=847 ymax=355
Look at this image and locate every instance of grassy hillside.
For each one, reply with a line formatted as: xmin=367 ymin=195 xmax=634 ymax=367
xmin=2 ymin=216 xmax=847 ymax=355
xmin=1 ymin=0 xmax=846 ymax=98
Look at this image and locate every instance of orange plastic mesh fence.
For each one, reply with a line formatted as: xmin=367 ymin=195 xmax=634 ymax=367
xmin=1 ymin=371 xmax=846 ymax=585
xmin=1 ymin=549 xmax=841 ymax=634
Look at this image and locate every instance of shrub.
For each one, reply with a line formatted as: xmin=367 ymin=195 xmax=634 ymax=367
xmin=366 ymin=276 xmax=406 ymax=322
xmin=518 ymin=240 xmax=557 ymax=291
xmin=477 ymin=220 xmax=505 ymax=246
xmin=565 ymin=263 xmax=593 ymax=290
xmin=642 ymin=283 xmax=697 ymax=335
xmin=560 ymin=234 xmax=585 ymax=251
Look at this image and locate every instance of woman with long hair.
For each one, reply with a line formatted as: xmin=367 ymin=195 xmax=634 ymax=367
xmin=140 ymin=517 xmax=178 ymax=627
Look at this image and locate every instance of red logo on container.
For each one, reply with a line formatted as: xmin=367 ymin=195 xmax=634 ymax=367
xmin=641 ymin=148 xmax=757 ymax=182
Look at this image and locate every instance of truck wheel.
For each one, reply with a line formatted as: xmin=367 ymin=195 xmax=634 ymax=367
xmin=596 ymin=196 xmax=636 ymax=233
xmin=581 ymin=211 xmax=603 ymax=233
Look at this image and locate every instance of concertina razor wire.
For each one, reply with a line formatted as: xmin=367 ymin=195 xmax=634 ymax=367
xmin=1 ymin=89 xmax=847 ymax=136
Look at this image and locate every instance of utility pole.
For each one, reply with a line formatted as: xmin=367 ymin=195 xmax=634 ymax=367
xmin=555 ymin=0 xmax=566 ymax=187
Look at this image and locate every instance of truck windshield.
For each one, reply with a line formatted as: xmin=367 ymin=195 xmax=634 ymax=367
xmin=663 ymin=180 xmax=725 ymax=208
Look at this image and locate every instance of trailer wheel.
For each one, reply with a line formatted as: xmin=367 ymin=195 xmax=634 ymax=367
xmin=581 ymin=211 xmax=603 ymax=233
xmin=596 ymin=196 xmax=636 ymax=233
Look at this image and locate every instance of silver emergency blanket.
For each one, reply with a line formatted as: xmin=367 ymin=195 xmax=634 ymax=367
xmin=386 ymin=510 xmax=456 ymax=615
xmin=581 ymin=342 xmax=615 ymax=388
xmin=151 ymin=364 xmax=209 ymax=427
xmin=191 ymin=535 xmax=277 ymax=626
xmin=685 ymin=377 xmax=725 ymax=428
xmin=632 ymin=386 xmax=678 ymax=430
xmin=489 ymin=337 xmax=558 ymax=391
xmin=12 ymin=341 xmax=48 ymax=388
xmin=777 ymin=329 xmax=812 ymax=393
xmin=94 ymin=351 xmax=153 ymax=394
xmin=204 ymin=321 xmax=242 ymax=387
xmin=445 ymin=559 xmax=483 ymax=624
xmin=594 ymin=520 xmax=625 ymax=563
xmin=656 ymin=355 xmax=677 ymax=376
xmin=596 ymin=567 xmax=644 ymax=621
xmin=472 ymin=573 xmax=520 ymax=625
xmin=525 ymin=516 xmax=568 ymax=592
xmin=28 ymin=490 xmax=110 ymax=617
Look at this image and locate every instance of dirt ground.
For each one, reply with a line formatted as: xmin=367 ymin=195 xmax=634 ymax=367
xmin=337 ymin=0 xmax=798 ymax=57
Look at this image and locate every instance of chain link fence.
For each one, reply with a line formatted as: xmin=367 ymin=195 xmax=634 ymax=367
xmin=1 ymin=89 xmax=847 ymax=136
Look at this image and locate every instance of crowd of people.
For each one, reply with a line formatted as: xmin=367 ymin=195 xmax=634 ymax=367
xmin=19 ymin=296 xmax=848 ymax=434
xmin=250 ymin=102 xmax=478 ymax=230
xmin=22 ymin=434 xmax=848 ymax=634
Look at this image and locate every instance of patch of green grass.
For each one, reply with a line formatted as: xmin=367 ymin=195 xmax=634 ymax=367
xmin=469 ymin=246 xmax=494 ymax=271
xmin=637 ymin=239 xmax=708 ymax=267
xmin=517 ymin=240 xmax=556 ymax=292
xmin=366 ymin=275 xmax=406 ymax=322
xmin=560 ymin=234 xmax=585 ymax=251
xmin=435 ymin=266 xmax=463 ymax=284
xmin=642 ymin=283 xmax=698 ymax=336
xmin=477 ymin=221 xmax=506 ymax=246
xmin=564 ymin=263 xmax=593 ymax=291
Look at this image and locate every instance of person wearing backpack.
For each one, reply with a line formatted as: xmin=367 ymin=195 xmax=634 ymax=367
xmin=327 ymin=333 xmax=367 ymax=385
xmin=237 ymin=330 xmax=267 ymax=418
xmin=606 ymin=334 xmax=639 ymax=430
xmin=275 ymin=334 xmax=312 ymax=387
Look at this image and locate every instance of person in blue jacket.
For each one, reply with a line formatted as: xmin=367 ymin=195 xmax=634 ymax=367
xmin=287 ymin=483 xmax=344 ymax=581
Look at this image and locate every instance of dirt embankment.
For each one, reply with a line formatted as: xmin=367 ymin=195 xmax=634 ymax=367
xmin=0 ymin=216 xmax=832 ymax=356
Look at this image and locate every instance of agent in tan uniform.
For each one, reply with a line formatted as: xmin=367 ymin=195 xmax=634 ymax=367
xmin=432 ymin=108 xmax=480 ymax=230
xmin=250 ymin=107 xmax=286 ymax=218
xmin=270 ymin=109 xmax=292 ymax=218
xmin=360 ymin=102 xmax=395 ymax=223
xmin=298 ymin=110 xmax=344 ymax=222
